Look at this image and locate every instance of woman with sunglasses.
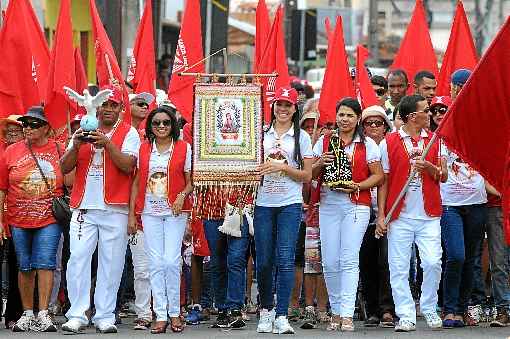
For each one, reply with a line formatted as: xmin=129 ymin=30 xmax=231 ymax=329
xmin=429 ymin=96 xmax=449 ymax=131
xmin=311 ymin=98 xmax=384 ymax=331
xmin=0 ymin=107 xmax=64 ymax=332
xmin=128 ymin=106 xmax=192 ymax=334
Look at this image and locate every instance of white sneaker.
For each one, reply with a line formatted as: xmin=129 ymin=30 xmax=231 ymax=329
xmin=12 ymin=314 xmax=36 ymax=332
xmin=257 ymin=308 xmax=275 ymax=333
xmin=395 ymin=319 xmax=416 ymax=332
xmin=61 ymin=318 xmax=87 ymax=334
xmin=96 ymin=321 xmax=118 ymax=333
xmin=35 ymin=311 xmax=57 ymax=332
xmin=423 ymin=311 xmax=442 ymax=329
xmin=273 ymin=316 xmax=295 ymax=334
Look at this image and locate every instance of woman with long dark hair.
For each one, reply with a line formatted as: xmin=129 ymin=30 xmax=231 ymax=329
xmin=254 ymin=86 xmax=313 ymax=334
xmin=128 ymin=107 xmax=193 ymax=334
xmin=311 ymin=98 xmax=384 ymax=331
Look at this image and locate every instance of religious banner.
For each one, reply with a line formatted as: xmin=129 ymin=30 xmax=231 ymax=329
xmin=192 ymin=82 xmax=263 ymax=192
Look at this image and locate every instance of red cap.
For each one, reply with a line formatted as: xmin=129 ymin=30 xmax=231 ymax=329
xmin=430 ymin=96 xmax=452 ymax=108
xmin=101 ymin=85 xmax=123 ymax=104
xmin=73 ymin=114 xmax=84 ymax=122
xmin=273 ymin=86 xmax=298 ymax=105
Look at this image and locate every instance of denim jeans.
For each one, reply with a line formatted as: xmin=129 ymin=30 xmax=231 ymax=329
xmin=254 ymin=203 xmax=302 ymax=316
xmin=441 ymin=204 xmax=487 ymax=315
xmin=203 ymin=218 xmax=249 ymax=311
xmin=486 ymin=206 xmax=510 ymax=308
xmin=470 ymin=240 xmax=486 ymax=306
xmin=200 ymin=260 xmax=213 ymax=308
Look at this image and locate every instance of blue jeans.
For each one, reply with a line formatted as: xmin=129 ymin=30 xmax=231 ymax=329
xmin=441 ymin=204 xmax=487 ymax=315
xmin=11 ymin=224 xmax=62 ymax=272
xmin=486 ymin=207 xmax=510 ymax=308
xmin=254 ymin=203 xmax=302 ymax=316
xmin=203 ymin=218 xmax=249 ymax=311
xmin=470 ymin=241 xmax=486 ymax=306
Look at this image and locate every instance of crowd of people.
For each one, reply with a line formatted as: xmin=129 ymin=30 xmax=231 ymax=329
xmin=0 ymin=66 xmax=507 ymax=335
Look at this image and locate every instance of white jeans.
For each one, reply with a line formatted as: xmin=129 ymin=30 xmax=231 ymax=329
xmin=66 ymin=210 xmax=128 ymax=325
xmin=388 ymin=216 xmax=442 ymax=323
xmin=319 ymin=199 xmax=370 ymax=317
xmin=142 ymin=213 xmax=188 ymax=321
xmin=130 ymin=230 xmax=152 ymax=320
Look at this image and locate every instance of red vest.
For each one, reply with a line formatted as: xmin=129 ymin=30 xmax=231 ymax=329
xmin=311 ymin=134 xmax=371 ymax=206
xmin=135 ymin=140 xmax=192 ymax=214
xmin=70 ymin=122 xmax=133 ymax=208
xmin=385 ymin=130 xmax=442 ymax=222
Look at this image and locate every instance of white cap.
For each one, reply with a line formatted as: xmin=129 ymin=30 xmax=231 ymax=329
xmin=129 ymin=92 xmax=155 ymax=104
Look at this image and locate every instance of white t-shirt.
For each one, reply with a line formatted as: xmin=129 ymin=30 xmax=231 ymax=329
xmin=440 ymin=146 xmax=487 ymax=206
xmin=256 ymin=125 xmax=313 ymax=207
xmin=380 ymin=127 xmax=445 ymax=220
xmin=68 ymin=124 xmax=141 ymax=213
xmin=313 ymin=135 xmax=381 ymax=206
xmin=142 ymin=142 xmax=192 ymax=216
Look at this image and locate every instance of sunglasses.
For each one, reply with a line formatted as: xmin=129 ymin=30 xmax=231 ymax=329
xmin=22 ymin=120 xmax=46 ymax=129
xmin=136 ymin=102 xmax=149 ymax=109
xmin=363 ymin=120 xmax=385 ymax=127
xmin=431 ymin=106 xmax=448 ymax=115
xmin=151 ymin=119 xmax=172 ymax=127
xmin=375 ymin=88 xmax=386 ymax=96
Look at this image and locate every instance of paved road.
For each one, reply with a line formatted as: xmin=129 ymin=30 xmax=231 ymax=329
xmin=0 ymin=317 xmax=509 ymax=338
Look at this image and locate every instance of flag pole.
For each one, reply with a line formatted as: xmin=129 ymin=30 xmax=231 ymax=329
xmin=376 ymin=133 xmax=439 ymax=238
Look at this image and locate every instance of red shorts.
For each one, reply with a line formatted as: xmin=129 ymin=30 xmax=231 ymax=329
xmin=190 ymin=217 xmax=210 ymax=257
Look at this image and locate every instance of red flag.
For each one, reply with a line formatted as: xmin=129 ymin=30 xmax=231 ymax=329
xmin=390 ymin=0 xmax=438 ymax=92
xmin=45 ymin=0 xmax=75 ymax=130
xmin=72 ymin=48 xmax=88 ymax=119
xmin=436 ymin=1 xmax=477 ymax=95
xmin=0 ymin=0 xmax=49 ymax=117
xmin=89 ymin=0 xmax=131 ymax=123
xmin=355 ymin=45 xmax=379 ymax=109
xmin=168 ymin=0 xmax=204 ymax=123
xmin=257 ymin=5 xmax=290 ymax=123
xmin=436 ymin=17 xmax=510 ymax=242
xmin=253 ymin=0 xmax=270 ymax=73
xmin=318 ymin=16 xmax=354 ymax=125
xmin=128 ymin=0 xmax=156 ymax=102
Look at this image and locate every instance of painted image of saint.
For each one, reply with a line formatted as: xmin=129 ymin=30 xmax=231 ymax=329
xmin=147 ymin=172 xmax=167 ymax=198
xmin=20 ymin=158 xmax=56 ymax=197
xmin=217 ymin=102 xmax=240 ymax=134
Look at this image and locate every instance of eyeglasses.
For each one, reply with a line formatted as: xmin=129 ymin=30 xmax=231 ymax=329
xmin=136 ymin=102 xmax=149 ymax=109
xmin=151 ymin=119 xmax=172 ymax=127
xmin=375 ymin=88 xmax=386 ymax=96
xmin=363 ymin=120 xmax=385 ymax=127
xmin=431 ymin=107 xmax=447 ymax=115
xmin=21 ymin=120 xmax=46 ymax=129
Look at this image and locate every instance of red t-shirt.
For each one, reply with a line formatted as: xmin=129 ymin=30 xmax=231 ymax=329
xmin=0 ymin=141 xmax=64 ymax=228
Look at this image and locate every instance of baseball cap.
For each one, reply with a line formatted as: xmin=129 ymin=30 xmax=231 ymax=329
xmin=273 ymin=86 xmax=298 ymax=105
xmin=451 ymin=69 xmax=472 ymax=86
xmin=299 ymin=111 xmax=319 ymax=127
xmin=72 ymin=114 xmax=84 ymax=122
xmin=0 ymin=115 xmax=23 ymax=128
xmin=129 ymin=92 xmax=155 ymax=105
xmin=430 ymin=96 xmax=452 ymax=108
xmin=361 ymin=105 xmax=393 ymax=130
xmin=18 ymin=106 xmax=48 ymax=124
xmin=101 ymin=85 xmax=123 ymax=104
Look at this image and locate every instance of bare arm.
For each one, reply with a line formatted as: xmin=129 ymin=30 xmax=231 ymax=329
xmin=375 ymin=174 xmax=389 ymax=238
xmin=358 ymin=161 xmax=384 ymax=191
xmin=60 ymin=129 xmax=85 ymax=174
xmin=0 ymin=190 xmax=6 ymax=244
xmin=104 ymin=141 xmax=137 ymax=174
xmin=172 ymin=172 xmax=193 ymax=216
xmin=485 ymin=181 xmax=501 ymax=197
xmin=127 ymin=171 xmax=139 ymax=235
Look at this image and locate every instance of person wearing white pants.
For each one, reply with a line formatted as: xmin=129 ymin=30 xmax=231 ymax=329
xmin=129 ymin=107 xmax=193 ymax=334
xmin=60 ymin=87 xmax=141 ymax=334
xmin=376 ymin=94 xmax=447 ymax=332
xmin=312 ymin=98 xmax=383 ymax=332
xmin=129 ymin=230 xmax=153 ymax=329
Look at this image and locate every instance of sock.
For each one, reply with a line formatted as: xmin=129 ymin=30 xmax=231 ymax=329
xmin=38 ymin=309 xmax=48 ymax=317
xmin=23 ymin=310 xmax=34 ymax=317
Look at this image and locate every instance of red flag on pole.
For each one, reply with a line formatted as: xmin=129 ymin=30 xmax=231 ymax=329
xmin=355 ymin=45 xmax=379 ymax=109
xmin=0 ymin=0 xmax=49 ymax=117
xmin=257 ymin=5 xmax=290 ymax=123
xmin=128 ymin=0 xmax=156 ymax=102
xmin=72 ymin=48 xmax=88 ymax=119
xmin=253 ymin=0 xmax=270 ymax=73
xmin=89 ymin=0 xmax=131 ymax=123
xmin=168 ymin=0 xmax=204 ymax=123
xmin=318 ymin=16 xmax=354 ymax=125
xmin=436 ymin=1 xmax=477 ymax=95
xmin=390 ymin=0 xmax=438 ymax=92
xmin=45 ymin=0 xmax=75 ymax=130
xmin=435 ymin=17 xmax=510 ymax=243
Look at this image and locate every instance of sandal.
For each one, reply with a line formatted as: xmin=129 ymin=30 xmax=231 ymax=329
xmin=170 ymin=317 xmax=184 ymax=333
xmin=341 ymin=317 xmax=354 ymax=332
xmin=327 ymin=315 xmax=342 ymax=331
xmin=150 ymin=321 xmax=168 ymax=334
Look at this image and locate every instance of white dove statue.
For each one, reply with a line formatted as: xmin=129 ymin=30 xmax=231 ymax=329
xmin=63 ymin=87 xmax=113 ymax=132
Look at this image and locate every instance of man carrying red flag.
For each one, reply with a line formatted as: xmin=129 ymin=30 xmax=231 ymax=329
xmin=60 ymin=87 xmax=141 ymax=334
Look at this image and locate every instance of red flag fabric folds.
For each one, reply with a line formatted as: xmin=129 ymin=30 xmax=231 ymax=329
xmin=168 ymin=0 xmax=204 ymax=123
xmin=355 ymin=45 xmax=379 ymax=109
xmin=0 ymin=0 xmax=50 ymax=117
xmin=89 ymin=0 xmax=131 ymax=123
xmin=257 ymin=5 xmax=290 ymax=123
xmin=45 ymin=0 xmax=75 ymax=130
xmin=73 ymin=48 xmax=88 ymax=119
xmin=318 ymin=16 xmax=354 ymax=125
xmin=436 ymin=1 xmax=477 ymax=95
xmin=390 ymin=0 xmax=438 ymax=92
xmin=253 ymin=0 xmax=271 ymax=73
xmin=435 ymin=17 xmax=510 ymax=243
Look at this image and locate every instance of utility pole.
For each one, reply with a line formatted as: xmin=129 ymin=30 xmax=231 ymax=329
xmin=368 ymin=0 xmax=379 ymax=65
xmin=298 ymin=10 xmax=306 ymax=78
xmin=205 ymin=0 xmax=212 ymax=73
